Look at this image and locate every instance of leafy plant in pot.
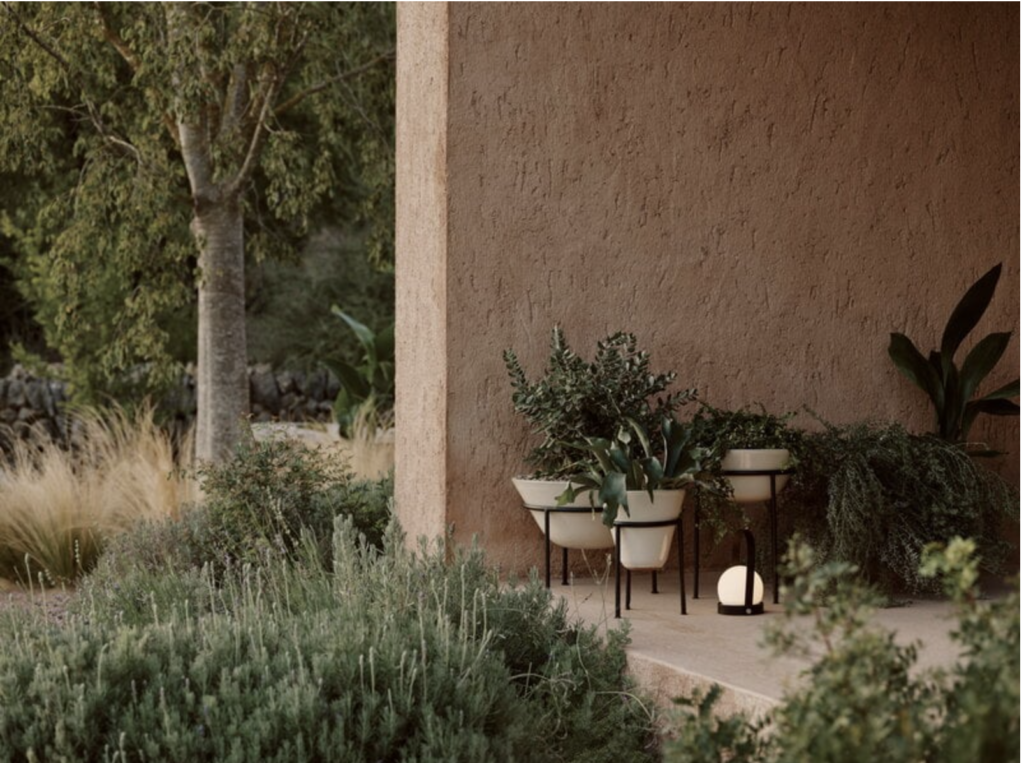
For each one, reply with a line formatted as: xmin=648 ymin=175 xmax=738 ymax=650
xmin=557 ymin=416 xmax=705 ymax=570
xmin=888 ymin=263 xmax=1019 ymax=452
xmin=505 ymin=327 xmax=694 ymax=550
xmin=690 ymin=402 xmax=803 ymax=504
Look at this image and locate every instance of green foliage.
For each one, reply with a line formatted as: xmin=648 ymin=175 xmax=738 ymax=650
xmin=790 ymin=419 xmax=1018 ymax=592
xmin=666 ymin=538 xmax=1020 ymax=763
xmin=197 ymin=437 xmax=392 ymax=571
xmin=663 ymin=685 xmax=764 ymax=763
xmin=888 ymin=263 xmax=1019 ymax=445
xmin=558 ymin=416 xmax=706 ymax=526
xmin=5 ymin=527 xmax=657 ymax=761
xmin=0 ymin=3 xmax=395 ymax=404
xmin=322 ymin=306 xmax=395 ymax=436
xmin=689 ymin=402 xmax=803 ymax=462
xmin=920 ymin=539 xmax=1021 ymax=763
xmin=505 ymin=327 xmax=695 ymax=478
xmin=246 ymin=230 xmax=394 ymax=374
xmin=685 ymin=402 xmax=802 ymax=549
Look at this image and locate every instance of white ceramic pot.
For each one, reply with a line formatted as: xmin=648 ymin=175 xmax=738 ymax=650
xmin=720 ymin=449 xmax=791 ymax=503
xmin=613 ymin=489 xmax=685 ymax=570
xmin=512 ymin=478 xmax=614 ymax=550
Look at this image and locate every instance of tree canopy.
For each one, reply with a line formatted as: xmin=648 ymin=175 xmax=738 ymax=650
xmin=0 ymin=3 xmax=395 ymax=433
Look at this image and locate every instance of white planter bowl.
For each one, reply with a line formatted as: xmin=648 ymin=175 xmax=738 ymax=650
xmin=720 ymin=449 xmax=791 ymax=503
xmin=613 ymin=489 xmax=685 ymax=570
xmin=512 ymin=478 xmax=614 ymax=550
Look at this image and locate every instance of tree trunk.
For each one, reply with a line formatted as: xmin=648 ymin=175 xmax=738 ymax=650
xmin=194 ymin=198 xmax=249 ymax=463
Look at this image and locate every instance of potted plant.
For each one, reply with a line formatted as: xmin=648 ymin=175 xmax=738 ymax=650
xmin=557 ymin=416 xmax=705 ymax=569
xmin=504 ymin=327 xmax=694 ymax=549
xmin=888 ymin=263 xmax=1019 ymax=451
xmin=690 ymin=403 xmax=802 ymax=503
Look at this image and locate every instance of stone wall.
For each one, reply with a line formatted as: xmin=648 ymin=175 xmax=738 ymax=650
xmin=0 ymin=364 xmax=339 ymax=440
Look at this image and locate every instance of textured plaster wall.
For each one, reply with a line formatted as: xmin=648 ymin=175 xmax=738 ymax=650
xmin=397 ymin=3 xmax=1019 ymax=572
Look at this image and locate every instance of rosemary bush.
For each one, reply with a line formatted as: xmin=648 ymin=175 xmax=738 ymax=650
xmin=4 ymin=526 xmax=657 ymax=761
xmin=504 ymin=327 xmax=694 ymax=478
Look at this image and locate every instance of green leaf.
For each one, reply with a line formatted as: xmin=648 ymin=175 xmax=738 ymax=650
xmin=624 ymin=416 xmax=652 ymax=457
xmin=376 ymin=322 xmax=395 ymax=359
xmin=960 ymin=332 xmax=1011 ymax=403
xmin=977 ymin=378 xmax=1019 ymax=401
xmin=941 ymin=264 xmax=1001 ymax=361
xmin=941 ymin=365 xmax=963 ymax=440
xmin=640 ymin=456 xmax=664 ymax=489
xmin=889 ymin=333 xmax=943 ymax=408
xmin=324 ymin=359 xmax=370 ymax=401
xmin=599 ymin=472 xmax=628 ymax=525
xmin=609 ymin=445 xmax=631 ymax=474
xmin=331 ymin=305 xmax=375 ymax=355
xmin=968 ymin=398 xmax=1019 ymax=416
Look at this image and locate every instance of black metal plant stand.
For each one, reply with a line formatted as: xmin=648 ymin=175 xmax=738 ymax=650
xmin=524 ymin=504 xmax=606 ymax=589
xmin=613 ymin=515 xmax=686 ymax=619
xmin=692 ymin=468 xmax=794 ymax=605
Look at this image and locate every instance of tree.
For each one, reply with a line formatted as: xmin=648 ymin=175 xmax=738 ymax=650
xmin=0 ymin=2 xmax=394 ymax=461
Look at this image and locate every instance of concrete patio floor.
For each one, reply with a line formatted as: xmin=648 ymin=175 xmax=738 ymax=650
xmin=555 ymin=569 xmax=967 ymax=718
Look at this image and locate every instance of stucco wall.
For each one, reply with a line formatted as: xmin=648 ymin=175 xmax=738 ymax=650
xmin=397 ymin=3 xmax=1019 ymax=572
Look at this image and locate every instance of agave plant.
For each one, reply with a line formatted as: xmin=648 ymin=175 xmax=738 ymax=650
xmin=888 ymin=263 xmax=1019 ymax=445
xmin=557 ymin=416 xmax=705 ymax=527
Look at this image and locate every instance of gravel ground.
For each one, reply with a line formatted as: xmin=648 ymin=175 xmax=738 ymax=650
xmin=0 ymin=578 xmax=74 ymax=624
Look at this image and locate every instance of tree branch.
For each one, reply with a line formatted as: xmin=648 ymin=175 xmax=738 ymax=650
xmin=92 ymin=3 xmax=140 ymax=72
xmin=2 ymin=2 xmax=72 ymax=71
xmin=224 ymin=71 xmax=281 ymax=199
xmin=4 ymin=4 xmax=144 ymax=163
xmin=273 ymin=48 xmax=394 ymax=118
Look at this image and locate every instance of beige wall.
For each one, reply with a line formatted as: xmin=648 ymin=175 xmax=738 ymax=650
xmin=397 ymin=3 xmax=1020 ymax=572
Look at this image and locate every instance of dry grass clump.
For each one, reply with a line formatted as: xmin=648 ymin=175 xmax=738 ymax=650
xmin=0 ymin=407 xmax=195 ymax=585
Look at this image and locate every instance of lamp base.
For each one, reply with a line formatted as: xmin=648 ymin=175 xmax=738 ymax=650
xmin=717 ymin=602 xmax=764 ymax=616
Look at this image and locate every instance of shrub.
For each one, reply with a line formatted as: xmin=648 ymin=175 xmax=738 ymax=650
xmin=197 ymin=436 xmax=391 ymax=570
xmin=664 ymin=538 xmax=1020 ymax=763
xmin=78 ymin=454 xmax=393 ymax=625
xmin=789 ymin=420 xmax=1018 ymax=592
xmin=504 ymin=327 xmax=694 ymax=478
xmin=0 ymin=406 xmax=194 ymax=584
xmin=2 ymin=526 xmax=658 ymax=761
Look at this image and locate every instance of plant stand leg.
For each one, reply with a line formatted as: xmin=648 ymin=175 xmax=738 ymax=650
xmin=693 ymin=491 xmax=701 ymax=599
xmin=544 ymin=509 xmax=551 ymax=589
xmin=562 ymin=546 xmax=569 ymax=585
xmin=626 ymin=569 xmax=632 ymax=611
xmin=651 ymin=571 xmax=658 ymax=594
xmin=677 ymin=516 xmax=687 ymax=615
xmin=614 ymin=526 xmax=622 ymax=619
xmin=770 ymin=475 xmax=779 ymax=604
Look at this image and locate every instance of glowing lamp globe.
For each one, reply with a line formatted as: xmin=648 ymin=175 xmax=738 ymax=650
xmin=717 ymin=565 xmax=764 ymax=616
xmin=716 ymin=530 xmax=765 ymax=615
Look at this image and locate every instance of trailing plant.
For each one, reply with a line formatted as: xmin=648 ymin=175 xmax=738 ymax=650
xmin=666 ymin=538 xmax=1020 ymax=763
xmin=322 ymin=306 xmax=395 ymax=438
xmin=557 ymin=416 xmax=705 ymax=526
xmin=689 ymin=401 xmax=803 ymax=478
xmin=789 ymin=418 xmax=1018 ymax=593
xmin=888 ymin=263 xmax=1019 ymax=446
xmin=684 ymin=402 xmax=803 ymax=550
xmin=504 ymin=327 xmax=694 ymax=478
